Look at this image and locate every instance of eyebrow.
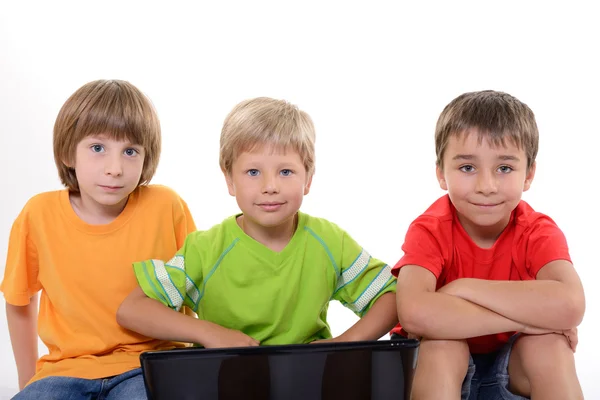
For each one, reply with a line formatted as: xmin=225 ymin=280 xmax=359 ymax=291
xmin=452 ymin=154 xmax=521 ymax=162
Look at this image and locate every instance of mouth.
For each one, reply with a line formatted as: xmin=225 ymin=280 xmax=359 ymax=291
xmin=256 ymin=202 xmax=286 ymax=211
xmin=99 ymin=185 xmax=124 ymax=191
xmin=471 ymin=202 xmax=502 ymax=208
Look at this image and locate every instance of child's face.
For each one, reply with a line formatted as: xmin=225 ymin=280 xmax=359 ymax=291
xmin=436 ymin=130 xmax=535 ymax=243
xmin=225 ymin=144 xmax=312 ymax=233
xmin=69 ymin=134 xmax=145 ymax=215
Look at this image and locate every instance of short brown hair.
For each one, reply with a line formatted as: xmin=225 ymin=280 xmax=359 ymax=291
xmin=435 ymin=90 xmax=538 ymax=170
xmin=219 ymin=97 xmax=316 ymax=175
xmin=53 ymin=79 xmax=161 ymax=191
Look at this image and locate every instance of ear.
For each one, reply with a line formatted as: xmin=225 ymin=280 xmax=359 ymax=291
xmin=62 ymin=158 xmax=73 ymax=169
xmin=303 ymin=174 xmax=313 ymax=196
xmin=225 ymin=172 xmax=236 ymax=196
xmin=523 ymin=161 xmax=536 ymax=192
xmin=436 ymin=164 xmax=448 ymax=191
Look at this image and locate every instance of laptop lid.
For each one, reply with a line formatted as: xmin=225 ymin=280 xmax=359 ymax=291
xmin=140 ymin=339 xmax=419 ymax=400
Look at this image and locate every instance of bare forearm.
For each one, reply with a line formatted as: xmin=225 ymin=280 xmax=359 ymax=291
xmin=398 ymin=291 xmax=525 ymax=339
xmin=6 ymin=296 xmax=39 ymax=389
xmin=117 ymin=288 xmax=219 ymax=346
xmin=341 ymin=293 xmax=398 ymax=341
xmin=443 ymin=278 xmax=584 ymax=329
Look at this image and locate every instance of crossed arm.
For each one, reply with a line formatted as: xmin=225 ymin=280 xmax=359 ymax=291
xmin=396 ymin=260 xmax=585 ymax=340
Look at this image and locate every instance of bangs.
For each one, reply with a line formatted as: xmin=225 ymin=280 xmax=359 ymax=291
xmin=459 ymin=128 xmax=524 ymax=152
xmin=73 ymin=87 xmax=157 ymax=149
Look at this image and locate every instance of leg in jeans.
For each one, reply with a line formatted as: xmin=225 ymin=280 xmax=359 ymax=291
xmin=411 ymin=338 xmax=470 ymax=400
xmin=506 ymin=333 xmax=583 ymax=400
xmin=104 ymin=368 xmax=147 ymax=400
xmin=12 ymin=376 xmax=101 ymax=400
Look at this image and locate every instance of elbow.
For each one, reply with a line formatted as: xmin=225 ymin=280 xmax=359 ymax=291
xmin=563 ymin=291 xmax=586 ymax=328
xmin=116 ymin=298 xmax=132 ymax=329
xmin=551 ymin=288 xmax=586 ymax=329
xmin=397 ymin=296 xmax=428 ymax=337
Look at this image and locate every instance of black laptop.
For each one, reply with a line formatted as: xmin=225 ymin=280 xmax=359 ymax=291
xmin=140 ymin=339 xmax=419 ymax=400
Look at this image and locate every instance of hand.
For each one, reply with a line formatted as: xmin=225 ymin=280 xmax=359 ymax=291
xmin=311 ymin=336 xmax=345 ymax=344
xmin=521 ymin=325 xmax=578 ymax=352
xmin=521 ymin=324 xmax=556 ymax=335
xmin=201 ymin=325 xmax=259 ymax=348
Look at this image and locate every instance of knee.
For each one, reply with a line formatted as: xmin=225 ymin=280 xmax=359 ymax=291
xmin=418 ymin=339 xmax=470 ymax=377
xmin=512 ymin=333 xmax=574 ymax=372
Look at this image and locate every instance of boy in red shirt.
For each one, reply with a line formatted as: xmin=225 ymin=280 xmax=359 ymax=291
xmin=393 ymin=90 xmax=585 ymax=399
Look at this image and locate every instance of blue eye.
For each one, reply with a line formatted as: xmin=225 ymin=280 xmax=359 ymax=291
xmin=124 ymin=148 xmax=138 ymax=157
xmin=91 ymin=144 xmax=104 ymax=153
xmin=280 ymin=169 xmax=292 ymax=176
xmin=247 ymin=169 xmax=260 ymax=177
xmin=498 ymin=165 xmax=513 ymax=174
xmin=459 ymin=165 xmax=475 ymax=173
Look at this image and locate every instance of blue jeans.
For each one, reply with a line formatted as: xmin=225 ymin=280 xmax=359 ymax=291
xmin=462 ymin=334 xmax=528 ymax=400
xmin=12 ymin=368 xmax=146 ymax=400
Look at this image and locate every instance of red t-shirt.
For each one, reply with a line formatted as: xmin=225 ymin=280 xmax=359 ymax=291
xmin=391 ymin=195 xmax=571 ymax=353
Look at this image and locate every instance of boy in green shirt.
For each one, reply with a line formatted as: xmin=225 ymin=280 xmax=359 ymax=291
xmin=117 ymin=97 xmax=397 ymax=347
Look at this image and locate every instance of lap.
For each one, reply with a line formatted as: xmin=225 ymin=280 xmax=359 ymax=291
xmin=12 ymin=368 xmax=146 ymax=400
xmin=462 ymin=334 xmax=528 ymax=400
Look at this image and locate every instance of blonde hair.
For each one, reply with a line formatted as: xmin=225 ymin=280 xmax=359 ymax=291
xmin=435 ymin=90 xmax=538 ymax=170
xmin=219 ymin=97 xmax=316 ymax=175
xmin=53 ymin=79 xmax=161 ymax=191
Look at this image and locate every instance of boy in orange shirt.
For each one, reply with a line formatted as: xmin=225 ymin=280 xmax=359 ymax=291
xmin=393 ymin=90 xmax=585 ymax=399
xmin=1 ymin=80 xmax=196 ymax=399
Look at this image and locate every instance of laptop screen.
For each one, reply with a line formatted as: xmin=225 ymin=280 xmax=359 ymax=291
xmin=140 ymin=339 xmax=419 ymax=400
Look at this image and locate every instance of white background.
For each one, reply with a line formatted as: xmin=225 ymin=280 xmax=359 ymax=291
xmin=1 ymin=1 xmax=598 ymax=398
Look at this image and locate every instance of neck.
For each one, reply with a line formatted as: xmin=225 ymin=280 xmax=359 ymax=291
xmin=69 ymin=191 xmax=128 ymax=225
xmin=457 ymin=213 xmax=510 ymax=249
xmin=239 ymin=213 xmax=298 ymax=252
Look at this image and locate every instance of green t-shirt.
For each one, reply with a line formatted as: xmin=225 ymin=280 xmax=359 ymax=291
xmin=134 ymin=212 xmax=396 ymax=345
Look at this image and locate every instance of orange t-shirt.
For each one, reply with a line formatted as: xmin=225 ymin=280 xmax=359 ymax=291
xmin=1 ymin=184 xmax=196 ymax=384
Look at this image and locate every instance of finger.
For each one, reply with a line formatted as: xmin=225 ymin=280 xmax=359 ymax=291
xmin=570 ymin=336 xmax=578 ymax=352
xmin=565 ymin=334 xmax=577 ymax=352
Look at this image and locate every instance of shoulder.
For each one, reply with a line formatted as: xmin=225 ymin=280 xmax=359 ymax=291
xmin=17 ymin=190 xmax=64 ymax=220
xmin=302 ymin=212 xmax=347 ymax=240
xmin=514 ymin=200 xmax=563 ymax=234
xmin=408 ymin=195 xmax=454 ymax=235
xmin=184 ymin=216 xmax=237 ymax=247
xmin=134 ymin=185 xmax=193 ymax=220
xmin=136 ymin=184 xmax=185 ymax=206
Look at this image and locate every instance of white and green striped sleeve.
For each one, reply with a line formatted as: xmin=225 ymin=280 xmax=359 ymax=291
xmin=133 ymin=236 xmax=202 ymax=312
xmin=332 ymin=231 xmax=396 ymax=317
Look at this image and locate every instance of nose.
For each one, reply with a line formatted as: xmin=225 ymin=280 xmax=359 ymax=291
xmin=261 ymin=173 xmax=279 ymax=194
xmin=475 ymin=170 xmax=498 ymax=195
xmin=104 ymin=154 xmax=123 ymax=176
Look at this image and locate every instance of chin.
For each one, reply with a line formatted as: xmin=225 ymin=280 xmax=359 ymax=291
xmin=95 ymin=195 xmax=129 ymax=207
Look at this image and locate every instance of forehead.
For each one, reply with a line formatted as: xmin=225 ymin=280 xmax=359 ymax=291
xmin=445 ymin=130 xmax=524 ymax=156
xmin=236 ymin=143 xmax=303 ymax=161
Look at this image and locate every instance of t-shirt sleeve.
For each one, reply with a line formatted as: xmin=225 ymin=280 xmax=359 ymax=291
xmin=1 ymin=206 xmax=41 ymax=306
xmin=332 ymin=230 xmax=396 ymax=317
xmin=391 ymin=217 xmax=446 ymax=279
xmin=133 ymin=235 xmax=202 ymax=312
xmin=525 ymin=215 xmax=571 ymax=278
